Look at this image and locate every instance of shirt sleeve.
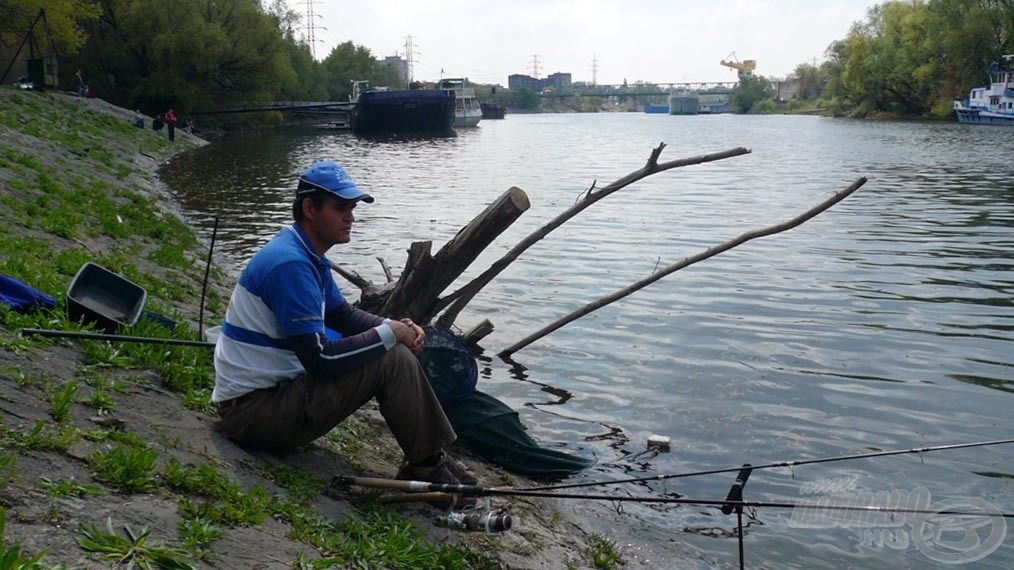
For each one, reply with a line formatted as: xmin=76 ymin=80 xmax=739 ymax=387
xmin=289 ymin=327 xmax=394 ymax=378
xmin=324 ymin=300 xmax=386 ymax=335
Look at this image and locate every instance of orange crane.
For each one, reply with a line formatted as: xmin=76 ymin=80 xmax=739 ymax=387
xmin=720 ymin=52 xmax=756 ymax=79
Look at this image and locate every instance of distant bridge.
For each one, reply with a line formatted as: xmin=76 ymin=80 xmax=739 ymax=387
xmin=575 ymin=81 xmax=739 ymax=91
xmin=537 ymin=82 xmax=739 ymax=99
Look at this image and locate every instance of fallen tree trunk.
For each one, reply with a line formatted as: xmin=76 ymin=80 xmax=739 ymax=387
xmin=498 ymin=177 xmax=868 ymax=358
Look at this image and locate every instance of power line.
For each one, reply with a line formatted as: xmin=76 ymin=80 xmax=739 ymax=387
xmin=300 ymin=0 xmax=326 ymax=59
xmin=403 ymin=35 xmax=415 ymax=84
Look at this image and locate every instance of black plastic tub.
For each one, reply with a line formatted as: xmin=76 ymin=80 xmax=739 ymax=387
xmin=66 ymin=263 xmax=147 ymax=333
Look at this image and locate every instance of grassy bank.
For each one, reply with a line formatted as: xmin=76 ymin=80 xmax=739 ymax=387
xmin=0 ymin=88 xmax=617 ymax=569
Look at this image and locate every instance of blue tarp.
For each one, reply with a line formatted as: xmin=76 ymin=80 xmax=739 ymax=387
xmin=0 ymin=274 xmax=55 ymax=313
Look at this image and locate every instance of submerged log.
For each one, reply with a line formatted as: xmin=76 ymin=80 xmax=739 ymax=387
xmin=461 ymin=319 xmax=495 ymax=346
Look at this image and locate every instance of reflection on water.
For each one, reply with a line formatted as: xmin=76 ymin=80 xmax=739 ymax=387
xmin=164 ymin=116 xmax=1014 ymax=569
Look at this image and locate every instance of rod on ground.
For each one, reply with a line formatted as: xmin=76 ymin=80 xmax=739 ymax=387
xmin=330 ymin=475 xmax=485 ymax=496
xmin=332 ymin=474 xmax=1014 ymax=518
xmin=21 ymin=328 xmax=215 ymax=348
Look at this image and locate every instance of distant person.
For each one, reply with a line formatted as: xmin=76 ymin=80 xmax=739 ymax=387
xmin=132 ymin=110 xmax=145 ymax=128
xmin=212 ymin=160 xmax=477 ymax=505
xmin=164 ymin=108 xmax=177 ymax=141
xmin=182 ymin=117 xmax=194 ymax=133
xmin=152 ymin=115 xmax=164 ymax=131
xmin=75 ymin=70 xmax=84 ymax=97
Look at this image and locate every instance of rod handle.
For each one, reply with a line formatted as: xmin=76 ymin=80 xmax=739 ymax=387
xmin=721 ymin=464 xmax=753 ymax=515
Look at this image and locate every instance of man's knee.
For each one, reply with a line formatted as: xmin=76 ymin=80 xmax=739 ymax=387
xmin=385 ymin=344 xmax=419 ymax=370
xmin=379 ymin=344 xmax=426 ymax=387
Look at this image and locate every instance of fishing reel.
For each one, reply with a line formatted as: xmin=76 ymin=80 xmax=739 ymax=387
xmin=435 ymin=505 xmax=512 ymax=533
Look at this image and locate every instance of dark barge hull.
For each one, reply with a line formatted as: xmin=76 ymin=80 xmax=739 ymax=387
xmin=480 ymin=102 xmax=506 ymax=120
xmin=351 ymin=89 xmax=456 ymax=136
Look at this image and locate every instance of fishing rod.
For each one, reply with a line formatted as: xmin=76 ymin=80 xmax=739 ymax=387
xmin=21 ymin=328 xmax=215 ymax=348
xmin=331 ymin=475 xmax=1014 ymax=519
xmin=335 ymin=463 xmax=1014 ymax=570
xmin=523 ymin=437 xmax=1014 ymax=492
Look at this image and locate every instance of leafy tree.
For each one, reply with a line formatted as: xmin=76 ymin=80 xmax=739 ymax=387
xmin=730 ymin=76 xmax=772 ymax=113
xmin=69 ymin=0 xmax=292 ymax=115
xmin=791 ymin=62 xmax=824 ymax=100
xmin=820 ymin=0 xmax=1014 ymax=118
xmin=321 ymin=41 xmax=399 ymax=102
xmin=502 ymin=87 xmax=540 ymax=111
xmin=0 ymin=0 xmax=99 ymax=57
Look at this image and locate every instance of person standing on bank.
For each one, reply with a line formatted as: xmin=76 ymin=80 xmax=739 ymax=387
xmin=212 ymin=160 xmax=476 ymax=492
xmin=164 ymin=108 xmax=177 ymax=141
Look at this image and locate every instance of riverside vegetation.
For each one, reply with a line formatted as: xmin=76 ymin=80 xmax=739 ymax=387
xmin=0 ymin=88 xmax=626 ymax=569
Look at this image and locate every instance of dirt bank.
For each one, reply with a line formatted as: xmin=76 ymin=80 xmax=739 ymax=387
xmin=0 ymin=88 xmax=619 ymax=569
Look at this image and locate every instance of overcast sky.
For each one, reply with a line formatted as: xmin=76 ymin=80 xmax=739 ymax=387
xmin=304 ymin=1 xmax=877 ymax=86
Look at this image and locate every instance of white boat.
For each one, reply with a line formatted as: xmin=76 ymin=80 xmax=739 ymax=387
xmin=436 ymin=78 xmax=482 ymax=128
xmin=953 ymin=55 xmax=1014 ymax=125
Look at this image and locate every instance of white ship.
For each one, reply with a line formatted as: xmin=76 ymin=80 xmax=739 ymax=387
xmin=436 ymin=78 xmax=482 ymax=128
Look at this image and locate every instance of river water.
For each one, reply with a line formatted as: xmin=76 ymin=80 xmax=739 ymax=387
xmin=163 ymin=113 xmax=1013 ymax=568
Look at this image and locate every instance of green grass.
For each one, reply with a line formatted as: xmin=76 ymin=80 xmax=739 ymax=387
xmin=257 ymin=462 xmax=325 ymax=506
xmin=38 ymin=477 xmax=104 ymax=499
xmin=176 ymin=516 xmax=224 ymax=552
xmin=0 ymin=454 xmax=16 ymax=489
xmin=1 ymin=420 xmax=79 ymax=452
xmin=588 ymin=534 xmax=625 ymax=569
xmin=1 ymin=508 xmax=67 ymax=570
xmin=162 ymin=459 xmax=235 ymax=500
xmin=48 ymin=381 xmax=77 ymax=423
xmin=296 ymin=506 xmax=501 ymax=570
xmin=77 ymin=518 xmax=195 ymax=570
xmin=89 ymin=443 xmax=159 ymax=492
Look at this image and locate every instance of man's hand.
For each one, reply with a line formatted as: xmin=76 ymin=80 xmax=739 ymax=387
xmin=389 ymin=318 xmax=426 ymax=354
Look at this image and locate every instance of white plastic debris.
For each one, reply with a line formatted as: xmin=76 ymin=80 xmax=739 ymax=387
xmin=647 ymin=434 xmax=671 ymax=453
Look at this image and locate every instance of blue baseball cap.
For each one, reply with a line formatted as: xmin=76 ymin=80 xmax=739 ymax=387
xmin=296 ymin=160 xmax=374 ymax=203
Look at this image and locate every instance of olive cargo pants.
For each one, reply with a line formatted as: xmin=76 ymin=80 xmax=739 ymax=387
xmin=217 ymin=344 xmax=456 ymax=464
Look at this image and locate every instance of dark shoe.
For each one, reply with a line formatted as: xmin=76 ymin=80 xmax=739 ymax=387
xmin=395 ymin=459 xmax=459 ymax=486
xmin=443 ymin=453 xmax=478 ymax=486
xmin=396 ymin=453 xmax=475 ymax=510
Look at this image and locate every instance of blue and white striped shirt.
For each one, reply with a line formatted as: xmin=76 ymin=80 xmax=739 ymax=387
xmin=212 ymin=224 xmax=395 ymax=402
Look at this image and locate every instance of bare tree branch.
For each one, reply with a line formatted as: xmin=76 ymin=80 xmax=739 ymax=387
xmin=377 ymin=257 xmax=394 ymax=282
xmin=498 ymin=177 xmax=868 ymax=358
xmin=329 ymin=260 xmax=372 ymax=290
xmin=433 ymin=145 xmax=752 ymax=328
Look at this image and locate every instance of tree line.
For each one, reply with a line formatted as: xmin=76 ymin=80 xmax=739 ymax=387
xmin=3 ymin=0 xmax=1012 ymax=120
xmin=1 ymin=0 xmax=405 ymax=123
xmin=733 ymin=0 xmax=1014 ymax=117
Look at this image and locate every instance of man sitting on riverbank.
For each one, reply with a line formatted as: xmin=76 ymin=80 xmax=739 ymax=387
xmin=211 ymin=160 xmax=476 ymax=498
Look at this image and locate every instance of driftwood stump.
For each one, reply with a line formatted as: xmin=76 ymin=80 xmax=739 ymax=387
xmin=353 ymin=186 xmax=530 ymax=323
